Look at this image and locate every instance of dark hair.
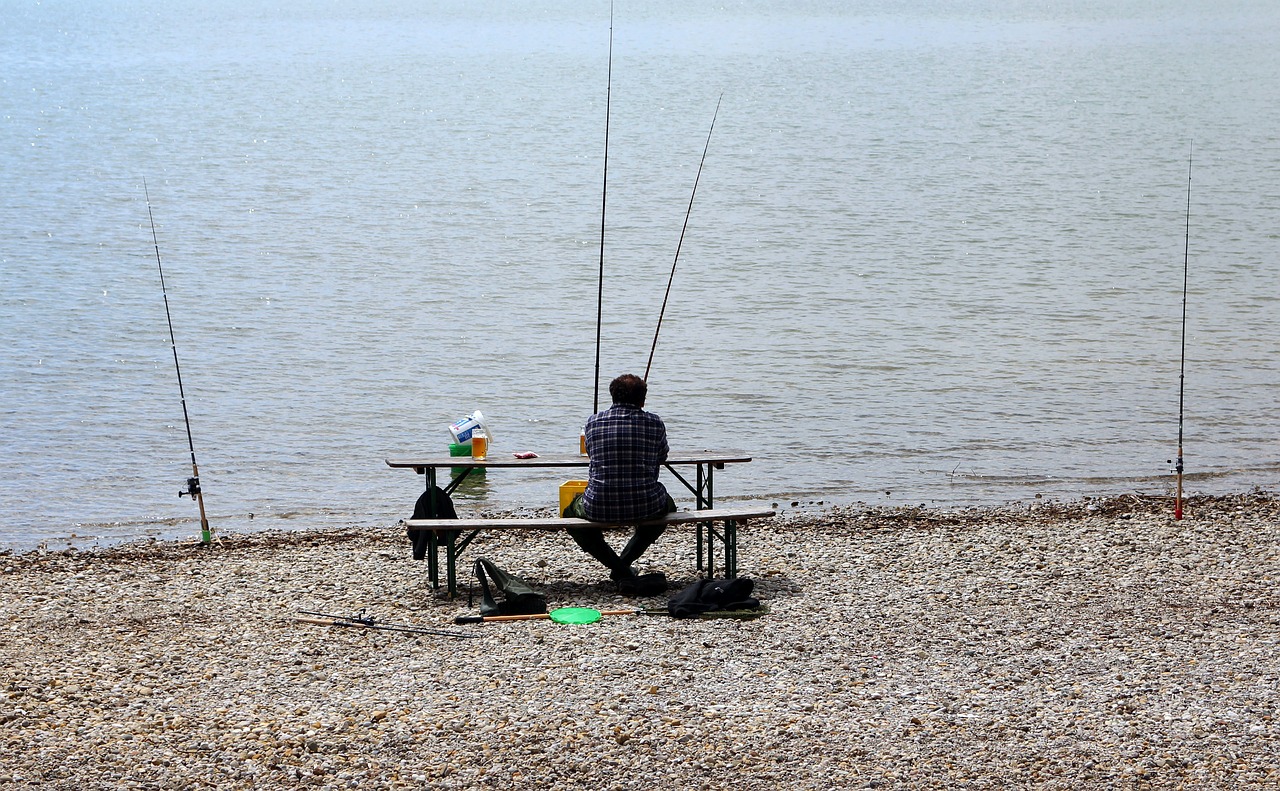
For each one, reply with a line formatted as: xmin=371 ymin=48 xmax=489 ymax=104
xmin=609 ymin=374 xmax=647 ymax=407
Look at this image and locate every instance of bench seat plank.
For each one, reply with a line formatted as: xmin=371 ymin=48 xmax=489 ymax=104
xmin=404 ymin=507 xmax=776 ymax=532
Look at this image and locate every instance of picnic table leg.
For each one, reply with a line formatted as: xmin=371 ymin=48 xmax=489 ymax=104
xmin=697 ymin=465 xmax=705 ymax=570
xmin=425 ymin=469 xmax=439 ymax=589
xmin=443 ymin=466 xmax=476 ymax=495
xmin=732 ymin=517 xmax=742 ymax=573
xmin=700 ymin=518 xmax=741 ymax=579
xmin=424 ymin=466 xmax=478 ymax=593
xmin=445 ymin=530 xmax=460 ymax=597
xmin=698 ymin=463 xmax=719 ymax=568
xmin=708 ymin=521 xmax=717 ymax=577
xmin=425 ymin=532 xmax=439 ymax=590
xmin=663 ymin=463 xmax=706 ymax=569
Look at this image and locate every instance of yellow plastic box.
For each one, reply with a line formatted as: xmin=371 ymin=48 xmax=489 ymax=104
xmin=559 ymin=480 xmax=588 ymax=513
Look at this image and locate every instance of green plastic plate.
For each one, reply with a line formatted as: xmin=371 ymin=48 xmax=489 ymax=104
xmin=549 ymin=607 xmax=602 ymax=625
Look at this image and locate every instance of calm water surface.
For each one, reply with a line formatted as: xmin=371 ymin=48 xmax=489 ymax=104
xmin=2 ymin=0 xmax=1278 ymax=550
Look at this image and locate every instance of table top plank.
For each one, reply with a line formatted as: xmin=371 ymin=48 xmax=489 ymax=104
xmin=386 ymin=450 xmax=752 ymax=470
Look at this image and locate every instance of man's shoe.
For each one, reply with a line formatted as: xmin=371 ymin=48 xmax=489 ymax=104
xmin=617 ymin=572 xmax=668 ymax=597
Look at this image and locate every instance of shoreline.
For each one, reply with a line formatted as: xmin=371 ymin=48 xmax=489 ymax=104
xmin=0 ymin=486 xmax=1232 ymax=558
xmin=2 ymin=491 xmax=1277 ymax=788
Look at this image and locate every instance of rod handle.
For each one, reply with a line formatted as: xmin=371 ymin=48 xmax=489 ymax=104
xmin=296 ymin=617 xmax=339 ymax=627
xmin=470 ymin=613 xmax=553 ymax=623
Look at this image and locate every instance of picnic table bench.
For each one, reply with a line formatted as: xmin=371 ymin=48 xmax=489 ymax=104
xmin=405 ymin=506 xmax=775 ymax=597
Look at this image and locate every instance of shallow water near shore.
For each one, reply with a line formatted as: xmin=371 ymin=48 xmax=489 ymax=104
xmin=2 ymin=0 xmax=1279 ymax=550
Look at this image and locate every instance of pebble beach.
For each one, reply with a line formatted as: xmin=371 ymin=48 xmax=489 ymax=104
xmin=2 ymin=492 xmax=1278 ymax=789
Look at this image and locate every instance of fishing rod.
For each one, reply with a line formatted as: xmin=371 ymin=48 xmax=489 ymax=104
xmin=454 ymin=604 xmax=766 ymax=624
xmin=1174 ymin=142 xmax=1193 ymax=520
xmin=593 ymin=2 xmax=614 ymax=414
xmin=297 ymin=609 xmax=479 ymax=640
xmin=643 ymin=94 xmax=722 ymax=382
xmin=454 ymin=607 xmax=662 ymax=625
xmin=144 ymin=179 xmax=212 ymax=544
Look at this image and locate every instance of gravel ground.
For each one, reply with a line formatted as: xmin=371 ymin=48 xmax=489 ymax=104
xmin=2 ymin=492 xmax=1278 ymax=789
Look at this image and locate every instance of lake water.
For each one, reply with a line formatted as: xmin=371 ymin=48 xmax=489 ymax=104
xmin=2 ymin=0 xmax=1278 ymax=551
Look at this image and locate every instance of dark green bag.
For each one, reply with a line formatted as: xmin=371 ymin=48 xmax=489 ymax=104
xmin=473 ymin=558 xmax=547 ymax=617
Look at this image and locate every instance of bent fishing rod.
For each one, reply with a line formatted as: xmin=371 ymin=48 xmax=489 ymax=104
xmin=643 ymin=94 xmax=722 ymax=382
xmin=144 ymin=179 xmax=212 ymax=544
xmin=593 ymin=2 xmax=614 ymax=414
xmin=1174 ymin=143 xmax=1193 ymax=520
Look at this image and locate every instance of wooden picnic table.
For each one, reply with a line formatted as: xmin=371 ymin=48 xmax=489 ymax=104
xmin=386 ymin=451 xmax=755 ymax=595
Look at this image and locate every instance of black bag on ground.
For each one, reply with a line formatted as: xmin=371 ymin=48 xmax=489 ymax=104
xmin=407 ymin=485 xmax=458 ymax=561
xmin=667 ymin=577 xmax=759 ymax=619
xmin=473 ymin=558 xmax=547 ymax=617
xmin=617 ymin=572 xmax=668 ymax=597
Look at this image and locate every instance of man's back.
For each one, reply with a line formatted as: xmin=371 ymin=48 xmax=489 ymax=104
xmin=581 ymin=403 xmax=669 ymax=521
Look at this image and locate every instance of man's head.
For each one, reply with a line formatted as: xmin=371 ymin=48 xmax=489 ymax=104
xmin=609 ymin=374 xmax=647 ymax=407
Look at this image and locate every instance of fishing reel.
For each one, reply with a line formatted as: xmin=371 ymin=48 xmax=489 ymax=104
xmin=179 ymin=476 xmax=201 ymax=499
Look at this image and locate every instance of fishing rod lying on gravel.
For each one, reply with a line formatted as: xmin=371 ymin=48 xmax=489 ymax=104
xmin=297 ymin=609 xmax=480 ymax=639
xmin=455 ymin=604 xmax=766 ymax=624
xmin=455 ymin=607 xmax=662 ymax=625
xmin=144 ymin=179 xmax=213 ymax=545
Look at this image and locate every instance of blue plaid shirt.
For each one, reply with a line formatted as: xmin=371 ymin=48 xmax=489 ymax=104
xmin=581 ymin=403 xmax=670 ymax=521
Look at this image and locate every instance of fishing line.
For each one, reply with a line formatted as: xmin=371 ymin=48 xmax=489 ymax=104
xmin=1174 ymin=142 xmax=1192 ymax=520
xmin=144 ymin=179 xmax=212 ymax=544
xmin=643 ymin=94 xmax=722 ymax=383
xmin=593 ymin=2 xmax=614 ymax=414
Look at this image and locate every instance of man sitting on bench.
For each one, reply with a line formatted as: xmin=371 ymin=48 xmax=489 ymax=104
xmin=563 ymin=373 xmax=676 ymax=582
